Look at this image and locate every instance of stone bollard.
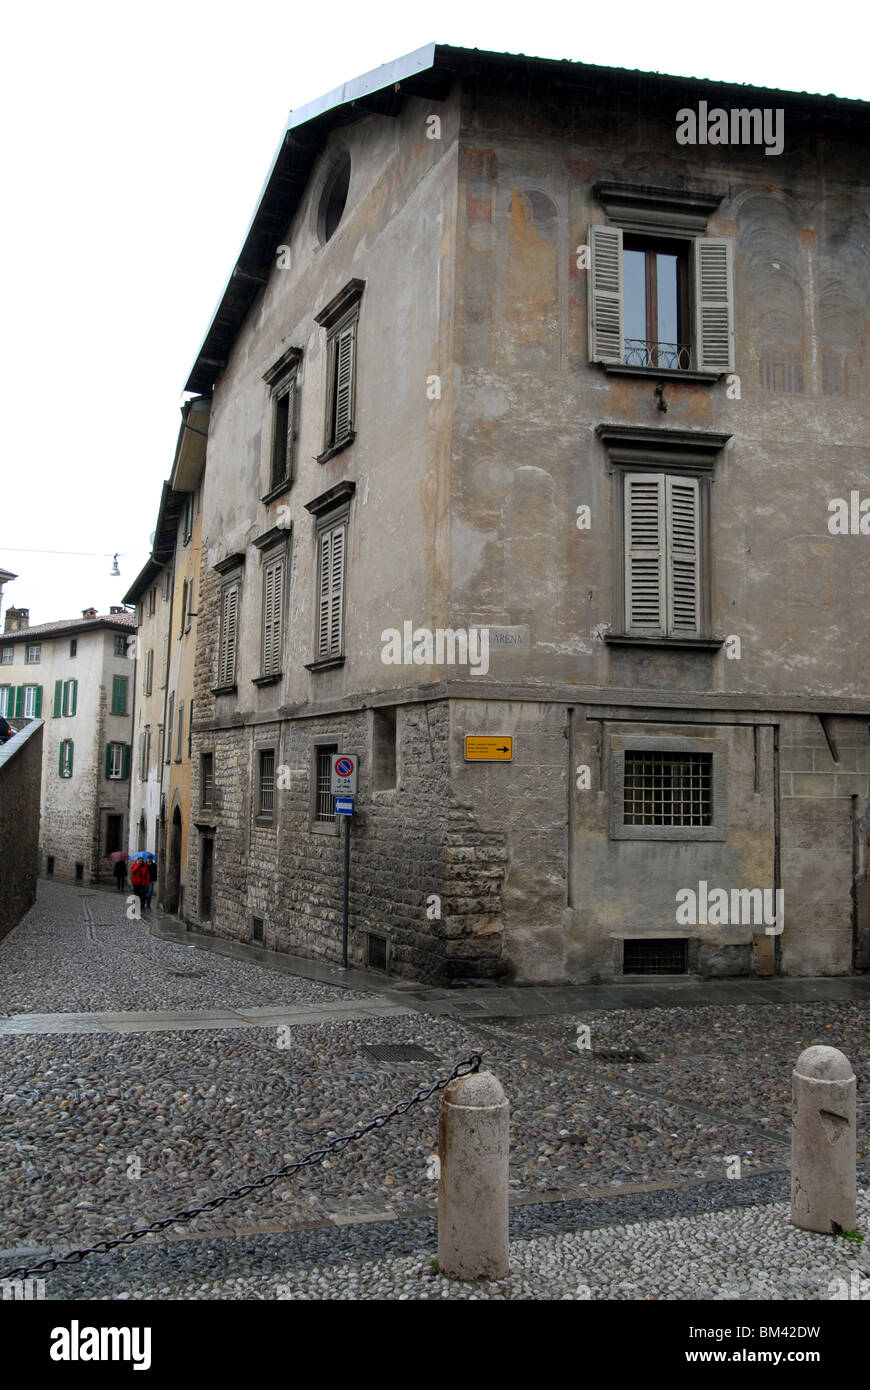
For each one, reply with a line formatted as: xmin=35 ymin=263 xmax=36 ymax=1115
xmin=790 ymin=1045 xmax=856 ymax=1235
xmin=438 ymin=1068 xmax=509 ymax=1280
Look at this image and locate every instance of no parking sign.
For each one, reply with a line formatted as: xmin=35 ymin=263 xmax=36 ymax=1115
xmin=330 ymin=753 xmax=358 ymax=795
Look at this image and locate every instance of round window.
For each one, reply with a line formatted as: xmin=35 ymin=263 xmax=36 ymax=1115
xmin=319 ymin=154 xmax=350 ymax=244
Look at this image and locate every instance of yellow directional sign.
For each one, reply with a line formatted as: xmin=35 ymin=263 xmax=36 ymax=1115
xmin=464 ymin=736 xmax=513 ymax=762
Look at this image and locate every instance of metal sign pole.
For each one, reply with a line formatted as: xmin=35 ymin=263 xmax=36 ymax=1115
xmin=330 ymin=756 xmax=358 ymax=973
xmin=341 ymin=813 xmax=350 ymax=970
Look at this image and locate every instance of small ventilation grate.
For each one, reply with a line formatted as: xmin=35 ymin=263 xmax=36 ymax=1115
xmin=367 ymin=932 xmax=388 ymax=972
xmin=623 ymin=938 xmax=688 ymax=975
xmin=363 ymin=1044 xmax=439 ymax=1064
xmin=587 ymin=1049 xmax=651 ymax=1063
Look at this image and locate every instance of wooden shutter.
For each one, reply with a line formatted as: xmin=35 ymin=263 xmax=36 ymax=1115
xmin=33 ymin=685 xmax=42 ymax=717
xmin=122 ymin=744 xmax=131 ymax=779
xmin=14 ymin=686 xmax=22 ymax=718
xmin=318 ymin=524 xmax=345 ymax=658
xmin=54 ymin=681 xmax=63 ymax=717
xmin=139 ymin=731 xmax=146 ymax=779
xmin=317 ymin=531 xmax=332 ymax=657
xmin=625 ymin=474 xmax=666 ymax=635
xmin=105 ymin=743 xmax=112 ymax=778
xmin=588 ymin=225 xmax=624 ymax=364
xmin=219 ymin=583 xmax=238 ymax=686
xmin=112 ymin=675 xmax=126 ymax=714
xmin=58 ymin=742 xmax=65 ymax=776
xmin=162 ymin=634 xmax=169 ymax=686
xmin=166 ymin=695 xmax=174 ymax=760
xmin=262 ymin=557 xmax=284 ymax=675
xmin=694 ymin=238 xmax=734 ymax=371
xmin=70 ymin=679 xmax=77 ymax=715
xmin=332 ymin=323 xmax=355 ymax=442
xmin=177 ymin=702 xmax=184 ymax=760
xmin=666 ymin=476 xmax=700 ymax=635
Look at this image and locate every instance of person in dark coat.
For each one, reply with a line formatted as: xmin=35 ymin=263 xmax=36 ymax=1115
xmin=145 ymin=854 xmax=156 ymax=909
xmin=113 ymin=858 xmax=127 ymax=892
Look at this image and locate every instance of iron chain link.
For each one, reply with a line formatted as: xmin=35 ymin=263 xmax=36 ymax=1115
xmin=0 ymin=1054 xmax=481 ymax=1283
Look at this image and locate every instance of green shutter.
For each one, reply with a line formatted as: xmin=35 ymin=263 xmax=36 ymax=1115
xmin=70 ymin=679 xmax=77 ymax=716
xmin=121 ymin=744 xmax=131 ymax=779
xmin=112 ymin=675 xmax=128 ymax=714
xmin=67 ymin=741 xmax=74 ymax=777
xmin=105 ymin=742 xmax=112 ymax=778
xmin=14 ymin=686 xmax=22 ymax=718
xmin=58 ymin=743 xmax=64 ymax=776
xmin=54 ymin=681 xmax=63 ymax=717
xmin=33 ymin=686 xmax=42 ymax=718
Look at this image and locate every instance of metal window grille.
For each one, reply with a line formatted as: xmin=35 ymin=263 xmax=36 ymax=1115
xmin=259 ymin=750 xmax=275 ymax=814
xmin=623 ymin=751 xmax=712 ymax=826
xmin=624 ymin=339 xmax=691 ymax=370
xmin=201 ymin=754 xmax=214 ymax=808
xmin=623 ymin=938 xmax=688 ymax=974
xmin=316 ymin=747 xmax=336 ymax=821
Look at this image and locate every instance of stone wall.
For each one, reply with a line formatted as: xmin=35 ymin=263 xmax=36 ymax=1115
xmin=189 ymin=698 xmax=507 ymax=982
xmin=0 ymin=721 xmax=43 ymax=939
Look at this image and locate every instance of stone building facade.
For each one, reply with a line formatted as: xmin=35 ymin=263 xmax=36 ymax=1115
xmin=0 ymin=607 xmax=135 ymax=882
xmin=124 ymin=396 xmax=210 ymax=912
xmin=180 ymin=44 xmax=870 ymax=983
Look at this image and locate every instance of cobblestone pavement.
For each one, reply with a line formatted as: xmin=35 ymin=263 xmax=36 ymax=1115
xmin=1 ymin=879 xmax=868 ymax=1301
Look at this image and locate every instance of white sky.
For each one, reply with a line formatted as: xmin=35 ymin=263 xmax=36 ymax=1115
xmin=1 ymin=0 xmax=864 ymax=628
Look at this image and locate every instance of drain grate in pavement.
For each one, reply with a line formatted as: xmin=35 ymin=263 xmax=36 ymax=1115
xmin=585 ymin=1049 xmax=652 ymax=1063
xmin=363 ymin=1043 xmax=440 ymax=1064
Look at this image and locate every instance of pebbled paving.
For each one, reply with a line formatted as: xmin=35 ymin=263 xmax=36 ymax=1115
xmin=0 ymin=878 xmax=868 ymax=1301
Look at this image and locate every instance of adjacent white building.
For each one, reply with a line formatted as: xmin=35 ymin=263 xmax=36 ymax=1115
xmin=0 ymin=606 xmax=136 ymax=882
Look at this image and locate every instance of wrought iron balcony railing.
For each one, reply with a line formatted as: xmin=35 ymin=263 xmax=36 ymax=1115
xmin=624 ymin=339 xmax=691 ymax=370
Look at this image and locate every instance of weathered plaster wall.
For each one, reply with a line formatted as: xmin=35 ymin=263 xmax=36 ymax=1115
xmin=449 ymin=86 xmax=870 ymax=699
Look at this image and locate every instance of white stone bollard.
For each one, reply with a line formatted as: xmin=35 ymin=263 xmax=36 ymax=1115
xmin=438 ymin=1068 xmax=509 ymax=1280
xmin=790 ymin=1045 xmax=856 ymax=1235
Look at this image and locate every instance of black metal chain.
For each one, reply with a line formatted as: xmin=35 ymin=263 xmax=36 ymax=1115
xmin=0 ymin=1054 xmax=481 ymax=1283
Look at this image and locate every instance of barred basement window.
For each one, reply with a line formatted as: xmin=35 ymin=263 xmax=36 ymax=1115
xmin=623 ymin=938 xmax=688 ymax=975
xmin=315 ymin=745 xmax=337 ymax=822
xmin=258 ymin=749 xmax=275 ymax=817
xmin=623 ymin=751 xmax=712 ymax=827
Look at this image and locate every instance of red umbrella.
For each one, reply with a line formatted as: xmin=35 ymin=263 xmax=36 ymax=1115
xmin=109 ymin=851 xmax=128 ymax=862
